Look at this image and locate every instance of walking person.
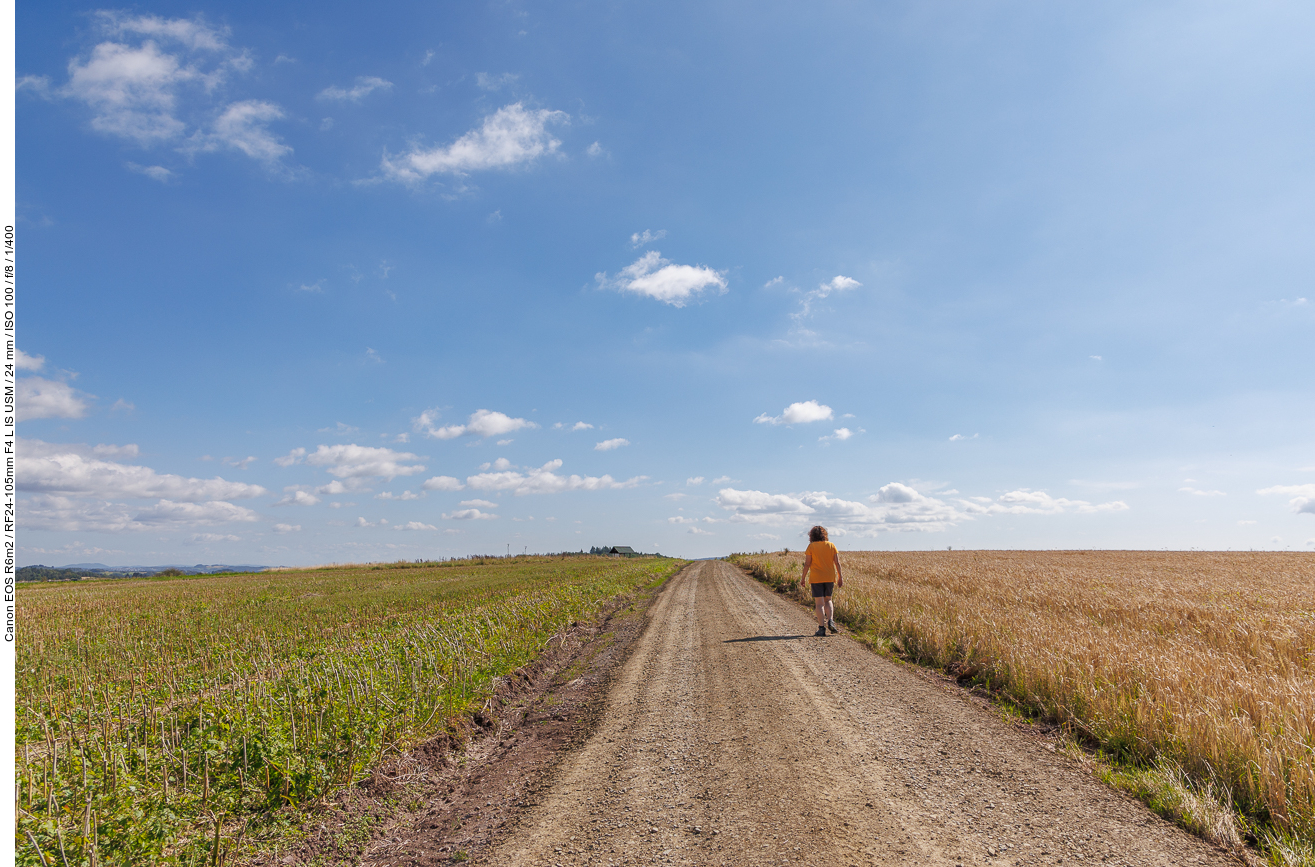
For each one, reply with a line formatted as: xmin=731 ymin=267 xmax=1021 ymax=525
xmin=799 ymin=525 xmax=843 ymax=637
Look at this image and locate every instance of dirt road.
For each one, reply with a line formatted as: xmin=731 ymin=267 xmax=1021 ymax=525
xmin=475 ymin=560 xmax=1236 ymax=866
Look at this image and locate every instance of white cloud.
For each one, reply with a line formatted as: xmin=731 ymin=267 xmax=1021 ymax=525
xmin=1179 ymin=487 xmax=1226 ymax=497
xmin=303 ymin=444 xmax=425 ymax=480
xmin=394 ymin=521 xmax=438 ymax=531
xmin=42 ymin=14 xmax=281 ymax=166
xmin=573 ymin=421 xmax=594 ymax=431
xmin=949 ymin=433 xmax=979 ymax=441
xmin=595 ymin=438 xmax=630 ymax=451
xmin=960 ymin=490 xmax=1130 ymax=516
xmin=272 ymin=523 xmax=300 ymax=534
xmin=273 ymin=489 xmax=319 ymax=507
xmin=443 ymin=508 xmax=498 ymax=520
xmin=460 ymin=499 xmax=499 ymax=508
xmin=318 ymin=76 xmax=393 ymax=102
xmin=1257 ymin=484 xmax=1315 ymax=515
xmin=466 ymin=458 xmax=645 ymax=496
xmin=189 ymin=533 xmax=241 ymax=544
xmin=222 ymin=456 xmax=257 ymax=469
xmin=381 ymin=102 xmax=567 ymax=182
xmin=821 ymin=427 xmax=861 ymax=443
xmin=414 ymin=408 xmax=536 ymax=440
xmin=95 ymin=11 xmax=230 ymax=52
xmin=754 ymin=400 xmax=834 ymax=426
xmin=793 ymin=275 xmax=862 ymax=320
xmin=19 ymin=439 xmax=267 ymax=501
xmin=688 ymin=526 xmax=714 ymax=535
xmin=586 ymin=141 xmax=603 ymax=157
xmin=749 ymin=533 xmax=780 ymax=541
xmin=126 ymin=162 xmax=173 ymax=181
xmin=474 ymin=72 xmax=519 ymax=91
xmin=375 ymin=489 xmax=420 ymax=500
xmin=711 ymin=476 xmax=732 ymax=484
xmin=15 ymin=349 xmax=45 ymax=371
xmin=355 ymin=516 xmax=389 ymax=528
xmin=274 ymin=447 xmax=307 ymax=467
xmin=686 ymin=477 xmax=705 ymax=486
xmin=22 ymin=494 xmax=259 ymax=533
xmin=630 ymin=229 xmax=666 ymax=247
xmin=597 ymin=250 xmax=727 ymax=307
xmin=318 ymin=421 xmax=359 ymax=435
xmin=17 ymin=377 xmax=91 ymax=421
xmin=421 ymin=475 xmax=465 ymax=491
xmin=191 ymin=100 xmax=291 ymax=163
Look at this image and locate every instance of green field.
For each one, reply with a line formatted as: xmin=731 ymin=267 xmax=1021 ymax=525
xmin=16 ymin=555 xmax=682 ymax=866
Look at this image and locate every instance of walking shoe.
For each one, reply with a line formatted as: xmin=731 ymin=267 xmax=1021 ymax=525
xmin=815 ymin=626 xmax=827 ymax=637
xmin=827 ymin=619 xmax=838 ymax=634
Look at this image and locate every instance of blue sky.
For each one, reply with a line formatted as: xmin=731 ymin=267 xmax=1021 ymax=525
xmin=15 ymin=0 xmax=1315 ymax=565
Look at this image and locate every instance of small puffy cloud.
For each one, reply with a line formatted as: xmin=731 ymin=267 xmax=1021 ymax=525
xmin=711 ymin=476 xmax=732 ymax=484
xmin=794 ymin=275 xmax=862 ymax=320
xmin=595 ymin=438 xmax=629 ymax=451
xmin=16 ymin=349 xmax=45 ymax=371
xmin=222 ymin=456 xmax=257 ymax=469
xmin=688 ymin=526 xmax=714 ymax=535
xmin=1257 ymin=484 xmax=1315 ymax=515
xmin=394 ymin=521 xmax=438 ymax=531
xmin=274 ymin=489 xmax=319 ymax=506
xmin=272 ymin=523 xmax=301 ymax=534
xmin=126 ymin=162 xmax=173 ymax=181
xmin=754 ymin=400 xmax=833 ymax=426
xmin=586 ymin=141 xmax=604 ymax=157
xmin=274 ymin=448 xmax=306 ymax=467
xmin=376 ymin=490 xmax=420 ymax=500
xmin=474 ymin=72 xmax=518 ymax=91
xmin=192 ymin=100 xmax=292 ymax=163
xmin=630 ymin=229 xmax=666 ymax=247
xmin=17 ymin=377 xmax=91 ymax=421
xmin=415 ymin=408 xmax=536 ymax=440
xmin=466 ymin=458 xmax=645 ymax=496
xmin=305 ymin=444 xmax=425 ymax=480
xmin=110 ymin=399 xmax=135 ymax=413
xmin=355 ymin=516 xmax=389 ymax=528
xmin=597 ymin=250 xmax=727 ymax=307
xmin=573 ymin=422 xmax=594 ymax=431
xmin=319 ymin=422 xmax=359 ymax=435
xmin=421 ymin=475 xmax=465 ymax=491
xmin=443 ymin=508 xmax=498 ymax=520
xmin=317 ymin=76 xmax=392 ymax=102
xmin=381 ymin=102 xmax=567 ymax=182
xmin=460 ymin=499 xmax=499 ymax=508
xmin=821 ymin=427 xmax=860 ymax=443
xmin=949 ymin=433 xmax=979 ymax=442
xmin=686 ymin=477 xmax=704 ymax=486
xmin=189 ymin=533 xmax=241 ymax=544
xmin=1179 ymin=487 xmax=1225 ymax=497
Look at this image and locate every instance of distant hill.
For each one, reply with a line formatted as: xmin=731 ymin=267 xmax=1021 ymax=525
xmin=18 ymin=564 xmax=271 ymax=582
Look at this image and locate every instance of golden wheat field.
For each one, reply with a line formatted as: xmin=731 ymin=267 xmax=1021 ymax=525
xmin=733 ymin=550 xmax=1315 ymax=856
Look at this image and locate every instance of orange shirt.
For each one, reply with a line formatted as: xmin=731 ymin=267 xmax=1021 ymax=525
xmin=805 ymin=540 xmax=839 ymax=583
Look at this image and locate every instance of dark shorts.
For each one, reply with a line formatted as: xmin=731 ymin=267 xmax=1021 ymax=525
xmin=810 ymin=582 xmax=834 ymax=598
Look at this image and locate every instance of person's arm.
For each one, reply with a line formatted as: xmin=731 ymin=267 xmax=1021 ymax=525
xmin=833 ymin=549 xmax=843 ymax=589
xmin=800 ymin=551 xmax=813 ymax=586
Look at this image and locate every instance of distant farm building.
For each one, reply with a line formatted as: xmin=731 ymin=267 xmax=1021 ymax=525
xmin=608 ymin=546 xmax=638 ymax=557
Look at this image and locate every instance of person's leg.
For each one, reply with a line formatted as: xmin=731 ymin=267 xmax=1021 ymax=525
xmin=823 ymin=596 xmax=834 ymax=623
xmin=813 ymin=595 xmax=826 ymax=626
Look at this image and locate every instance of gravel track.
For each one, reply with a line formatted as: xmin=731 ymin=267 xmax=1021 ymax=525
xmin=485 ymin=560 xmax=1236 ymax=867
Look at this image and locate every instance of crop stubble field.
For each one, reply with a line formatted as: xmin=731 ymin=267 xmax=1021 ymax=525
xmin=733 ymin=549 xmax=1315 ymax=864
xmin=15 ymin=555 xmax=682 ymax=866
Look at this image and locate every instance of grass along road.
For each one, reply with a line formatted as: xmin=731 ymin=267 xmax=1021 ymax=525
xmin=16 ymin=556 xmax=683 ymax=866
